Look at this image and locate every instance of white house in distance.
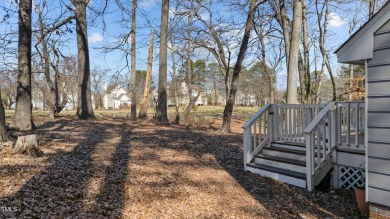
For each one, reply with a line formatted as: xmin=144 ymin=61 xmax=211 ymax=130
xmin=60 ymin=92 xmax=96 ymax=110
xmin=102 ymin=84 xmax=131 ymax=109
xmin=179 ymin=82 xmax=208 ymax=106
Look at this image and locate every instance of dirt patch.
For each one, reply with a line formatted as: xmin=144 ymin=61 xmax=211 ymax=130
xmin=0 ymin=118 xmax=364 ymax=218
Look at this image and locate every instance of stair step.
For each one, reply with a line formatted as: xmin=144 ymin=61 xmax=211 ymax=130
xmin=255 ymin=155 xmax=306 ymax=173
xmin=265 ymin=146 xmax=306 ymax=155
xmin=263 ymin=146 xmax=306 ymax=161
xmin=246 ymin=163 xmax=306 ymax=188
xmin=271 ymin=142 xmax=330 ymax=153
xmin=271 ymin=142 xmax=306 ymax=151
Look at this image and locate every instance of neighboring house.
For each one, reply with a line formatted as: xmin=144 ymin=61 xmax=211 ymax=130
xmin=335 ymin=1 xmax=390 ymax=213
xmin=62 ymin=92 xmax=96 ymax=110
xmin=207 ymin=89 xmax=226 ymax=106
xmin=103 ymin=84 xmax=131 ymax=109
xmin=235 ymin=91 xmax=257 ymax=106
xmin=179 ymin=82 xmax=208 ymax=106
xmin=21 ymin=88 xmax=95 ymax=111
xmin=32 ymin=88 xmax=44 ymax=110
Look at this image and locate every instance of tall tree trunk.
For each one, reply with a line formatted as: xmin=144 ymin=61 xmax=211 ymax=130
xmin=52 ymin=47 xmax=68 ymax=115
xmin=349 ymin=65 xmax=354 ymax=100
xmin=287 ymin=0 xmax=303 ymax=104
xmin=212 ymin=72 xmax=218 ymax=105
xmin=14 ymin=0 xmax=34 ymax=131
xmin=279 ymin=0 xmax=291 ymax=65
xmin=36 ymin=2 xmax=72 ymax=120
xmin=369 ymin=0 xmax=377 ymax=18
xmin=220 ymin=0 xmax=259 ymax=133
xmin=316 ymin=0 xmax=336 ymax=101
xmin=193 ymin=9 xmax=231 ymax=105
xmin=130 ymin=0 xmax=137 ymax=121
xmin=316 ymin=60 xmax=325 ymax=103
xmin=255 ymin=18 xmax=275 ymax=104
xmin=73 ymin=0 xmax=94 ymax=119
xmin=325 ymin=55 xmax=336 ymax=101
xmin=182 ymin=92 xmax=201 ymax=119
xmin=156 ymin=0 xmax=169 ymax=124
xmin=298 ymin=51 xmax=305 ymax=103
xmin=0 ymin=88 xmax=10 ymax=141
xmin=182 ymin=8 xmax=196 ymax=120
xmin=139 ymin=31 xmax=154 ymax=119
xmin=302 ymin=0 xmax=311 ymax=103
xmin=169 ymin=19 xmax=180 ymax=123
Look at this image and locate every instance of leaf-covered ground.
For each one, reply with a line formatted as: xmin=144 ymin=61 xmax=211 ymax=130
xmin=0 ymin=118 xmax=365 ymax=218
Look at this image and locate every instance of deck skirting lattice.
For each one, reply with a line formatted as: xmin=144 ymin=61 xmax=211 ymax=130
xmin=338 ymin=166 xmax=365 ymax=190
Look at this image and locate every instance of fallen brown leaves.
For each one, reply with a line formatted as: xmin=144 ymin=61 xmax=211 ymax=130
xmin=0 ymin=118 xmax=364 ymax=218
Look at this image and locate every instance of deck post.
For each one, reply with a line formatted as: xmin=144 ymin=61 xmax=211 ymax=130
xmin=306 ymin=133 xmax=314 ymax=191
xmin=273 ymin=105 xmax=278 ymax=141
xmin=268 ymin=105 xmax=274 ymax=145
xmin=243 ymin=126 xmax=252 ymax=170
xmin=332 ymin=152 xmax=339 ymax=189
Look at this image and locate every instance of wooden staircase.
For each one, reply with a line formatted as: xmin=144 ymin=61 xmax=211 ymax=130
xmin=242 ymin=102 xmax=361 ymax=190
xmin=246 ymin=141 xmax=307 ymax=188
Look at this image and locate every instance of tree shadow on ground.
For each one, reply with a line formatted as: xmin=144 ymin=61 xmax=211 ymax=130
xmin=0 ymin=119 xmax=364 ymax=218
xmin=0 ymin=119 xmax=132 ymax=218
xmin=134 ymin=124 xmax=363 ymax=219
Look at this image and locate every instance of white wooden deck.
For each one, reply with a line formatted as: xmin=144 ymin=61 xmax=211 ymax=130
xmin=243 ymin=101 xmax=365 ymax=190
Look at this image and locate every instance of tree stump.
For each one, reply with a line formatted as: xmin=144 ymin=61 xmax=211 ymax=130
xmin=13 ymin=134 xmax=43 ymax=157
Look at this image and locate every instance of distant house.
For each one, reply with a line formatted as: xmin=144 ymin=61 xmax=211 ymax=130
xmin=235 ymin=91 xmax=257 ymax=106
xmin=103 ymin=84 xmax=131 ymax=109
xmin=29 ymin=87 xmax=96 ymax=111
xmin=60 ymin=92 xmax=96 ymax=111
xmin=32 ymin=88 xmax=44 ymax=110
xmin=179 ymin=82 xmax=208 ymax=106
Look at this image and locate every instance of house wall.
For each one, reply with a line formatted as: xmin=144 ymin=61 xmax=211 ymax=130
xmin=365 ymin=20 xmax=390 ymax=206
xmin=103 ymin=85 xmax=130 ymax=109
xmin=337 ymin=2 xmax=390 ymax=64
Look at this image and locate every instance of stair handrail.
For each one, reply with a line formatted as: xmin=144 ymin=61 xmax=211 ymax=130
xmin=304 ymin=101 xmax=337 ymax=191
xmin=243 ymin=103 xmax=272 ymax=169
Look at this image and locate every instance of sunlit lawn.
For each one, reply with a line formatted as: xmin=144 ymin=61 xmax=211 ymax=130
xmin=5 ymin=105 xmax=261 ymax=121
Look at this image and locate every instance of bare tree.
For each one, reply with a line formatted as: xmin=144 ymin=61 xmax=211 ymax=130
xmin=253 ymin=6 xmax=278 ymax=104
xmin=0 ymin=87 xmax=10 ymax=141
xmin=156 ymin=0 xmax=169 ymax=124
xmin=192 ymin=0 xmax=233 ymax=101
xmin=14 ymin=0 xmax=34 ymax=130
xmin=34 ymin=0 xmax=74 ymax=119
xmin=220 ymin=0 xmax=264 ymax=133
xmin=91 ymin=67 xmax=110 ymax=109
xmin=369 ymin=0 xmax=377 ymax=18
xmin=130 ymin=0 xmax=137 ymax=121
xmin=139 ymin=31 xmax=154 ymax=119
xmin=61 ymin=56 xmax=78 ymax=110
xmin=315 ymin=0 xmax=336 ymax=102
xmin=169 ymin=17 xmax=181 ymax=123
xmin=182 ymin=3 xmax=203 ymax=119
xmin=286 ymin=0 xmax=303 ymax=104
xmin=71 ymin=0 xmax=95 ymax=119
xmin=301 ymin=0 xmax=311 ymax=103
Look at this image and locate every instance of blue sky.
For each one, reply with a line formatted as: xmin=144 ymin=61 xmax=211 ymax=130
xmin=85 ymin=0 xmax=387 ymax=89
xmin=0 ymin=0 xmax=387 ymax=89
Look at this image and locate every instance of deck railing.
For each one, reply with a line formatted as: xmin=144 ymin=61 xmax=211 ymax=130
xmin=242 ymin=103 xmax=272 ymax=167
xmin=337 ymin=102 xmax=365 ymax=150
xmin=243 ymin=101 xmax=366 ymax=189
xmin=304 ymin=102 xmax=337 ymax=190
xmin=274 ymin=104 xmax=325 ymax=142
